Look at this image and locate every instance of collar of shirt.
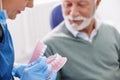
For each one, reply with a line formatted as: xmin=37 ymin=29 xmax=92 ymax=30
xmin=65 ymin=18 xmax=101 ymax=42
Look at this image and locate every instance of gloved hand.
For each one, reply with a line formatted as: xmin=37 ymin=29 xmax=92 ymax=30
xmin=20 ymin=56 xmax=57 ymax=80
xmin=12 ymin=64 xmax=26 ymax=78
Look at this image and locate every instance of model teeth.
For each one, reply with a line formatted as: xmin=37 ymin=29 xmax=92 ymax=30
xmin=28 ymin=42 xmax=67 ymax=78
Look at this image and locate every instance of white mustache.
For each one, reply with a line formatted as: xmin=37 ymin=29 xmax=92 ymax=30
xmin=65 ymin=15 xmax=87 ymax=21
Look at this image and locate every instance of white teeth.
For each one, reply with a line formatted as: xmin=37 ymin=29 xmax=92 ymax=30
xmin=48 ymin=54 xmax=61 ymax=66
xmin=47 ymin=54 xmax=56 ymax=64
xmin=28 ymin=41 xmax=67 ymax=77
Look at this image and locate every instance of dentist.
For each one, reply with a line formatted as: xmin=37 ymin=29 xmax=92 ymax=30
xmin=0 ymin=0 xmax=57 ymax=80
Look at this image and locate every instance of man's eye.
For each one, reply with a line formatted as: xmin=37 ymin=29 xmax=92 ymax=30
xmin=63 ymin=2 xmax=72 ymax=7
xmin=66 ymin=4 xmax=72 ymax=7
xmin=79 ymin=3 xmax=88 ymax=7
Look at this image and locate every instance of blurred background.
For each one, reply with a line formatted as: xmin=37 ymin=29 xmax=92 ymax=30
xmin=7 ymin=0 xmax=120 ymax=64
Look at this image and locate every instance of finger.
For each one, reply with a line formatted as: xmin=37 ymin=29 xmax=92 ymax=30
xmin=27 ymin=57 xmax=48 ymax=72
xmin=28 ymin=56 xmax=47 ymax=67
xmin=44 ymin=64 xmax=52 ymax=77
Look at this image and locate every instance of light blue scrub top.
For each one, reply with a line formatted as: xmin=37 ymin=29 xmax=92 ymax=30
xmin=0 ymin=11 xmax=14 ymax=80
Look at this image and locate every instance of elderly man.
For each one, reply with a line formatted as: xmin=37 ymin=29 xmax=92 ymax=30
xmin=42 ymin=0 xmax=120 ymax=80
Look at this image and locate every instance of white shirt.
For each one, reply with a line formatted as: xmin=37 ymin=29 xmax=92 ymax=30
xmin=65 ymin=18 xmax=101 ymax=43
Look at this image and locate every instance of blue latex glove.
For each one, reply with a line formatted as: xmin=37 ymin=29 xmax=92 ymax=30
xmin=20 ymin=56 xmax=57 ymax=80
xmin=12 ymin=64 xmax=26 ymax=78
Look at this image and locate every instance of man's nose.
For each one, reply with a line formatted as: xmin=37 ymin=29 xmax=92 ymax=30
xmin=70 ymin=5 xmax=80 ymax=17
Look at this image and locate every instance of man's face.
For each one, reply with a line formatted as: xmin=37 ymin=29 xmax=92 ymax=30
xmin=61 ymin=0 xmax=100 ymax=30
xmin=2 ymin=0 xmax=34 ymax=19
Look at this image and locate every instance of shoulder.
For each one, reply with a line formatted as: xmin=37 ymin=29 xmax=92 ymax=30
xmin=99 ymin=21 xmax=119 ymax=33
xmin=99 ymin=21 xmax=120 ymax=41
xmin=42 ymin=22 xmax=65 ymax=42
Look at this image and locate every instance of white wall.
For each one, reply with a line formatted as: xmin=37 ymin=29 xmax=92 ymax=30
xmin=97 ymin=0 xmax=120 ymax=30
xmin=7 ymin=0 xmax=120 ymax=63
